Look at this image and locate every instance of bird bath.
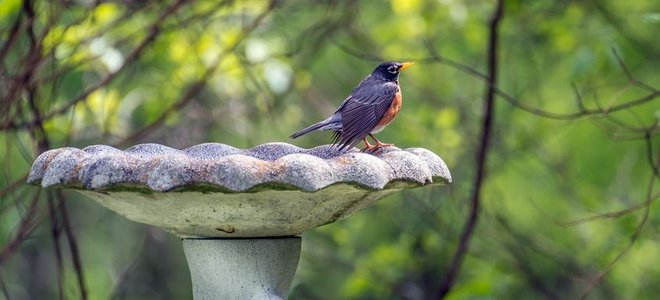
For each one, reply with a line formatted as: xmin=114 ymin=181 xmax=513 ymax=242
xmin=27 ymin=142 xmax=451 ymax=299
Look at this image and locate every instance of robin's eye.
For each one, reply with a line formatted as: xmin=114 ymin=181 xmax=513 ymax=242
xmin=387 ymin=66 xmax=398 ymax=74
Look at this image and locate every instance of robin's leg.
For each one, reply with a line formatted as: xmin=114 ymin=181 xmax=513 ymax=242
xmin=369 ymin=134 xmax=393 ymax=148
xmin=361 ymin=137 xmax=376 ymax=152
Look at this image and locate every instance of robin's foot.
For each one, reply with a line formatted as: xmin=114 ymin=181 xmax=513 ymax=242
xmin=361 ymin=138 xmax=377 ymax=152
xmin=375 ymin=141 xmax=393 ymax=148
xmin=369 ymin=134 xmax=394 ymax=148
xmin=361 ymin=140 xmax=394 ymax=153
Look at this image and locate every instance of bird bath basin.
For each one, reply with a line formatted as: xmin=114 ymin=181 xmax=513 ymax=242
xmin=28 ymin=142 xmax=451 ymax=299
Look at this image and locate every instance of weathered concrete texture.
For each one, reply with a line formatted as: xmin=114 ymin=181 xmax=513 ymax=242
xmin=183 ymin=237 xmax=301 ymax=300
xmin=27 ymin=143 xmax=452 ymax=238
xmin=77 ymin=185 xmax=400 ymax=238
xmin=28 ymin=143 xmax=451 ymax=192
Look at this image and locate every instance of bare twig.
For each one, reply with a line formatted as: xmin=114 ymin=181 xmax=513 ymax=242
xmin=422 ymin=40 xmax=489 ymax=81
xmin=115 ymin=0 xmax=280 ymax=146
xmin=436 ymin=0 xmax=504 ymax=297
xmin=1 ymin=0 xmax=191 ymax=131
xmin=0 ymin=0 xmax=39 ymax=120
xmin=494 ymin=87 xmax=660 ymax=121
xmin=56 ymin=191 xmax=87 ymax=300
xmin=285 ymin=0 xmax=357 ymax=58
xmin=26 ymin=86 xmax=50 ymax=152
xmin=494 ymin=215 xmax=564 ymax=298
xmin=564 ymin=191 xmax=660 ymax=226
xmin=503 ymin=47 xmax=660 ymax=119
xmin=578 ymin=174 xmax=655 ymax=299
xmin=611 ymin=48 xmax=656 ymax=93
xmin=645 ymin=130 xmax=660 ymax=179
xmin=333 ymin=41 xmax=383 ymax=62
xmin=0 ymin=174 xmax=28 ymax=200
xmin=0 ymin=188 xmax=30 ymax=217
xmin=46 ymin=192 xmax=65 ymax=300
xmin=34 ymin=0 xmax=212 ymax=88
xmin=421 ymin=42 xmax=659 ymax=122
xmin=572 ymin=82 xmax=587 ymax=112
xmin=0 ymin=191 xmax=41 ymax=264
xmin=0 ymin=5 xmax=24 ymax=71
xmin=0 ymin=272 xmax=10 ymax=300
xmin=108 ymin=231 xmax=149 ymax=300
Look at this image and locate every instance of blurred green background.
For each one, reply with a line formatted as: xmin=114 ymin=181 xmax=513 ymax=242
xmin=1 ymin=0 xmax=659 ymax=299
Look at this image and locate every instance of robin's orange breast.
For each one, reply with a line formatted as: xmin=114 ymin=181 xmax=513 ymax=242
xmin=372 ymin=87 xmax=402 ymax=134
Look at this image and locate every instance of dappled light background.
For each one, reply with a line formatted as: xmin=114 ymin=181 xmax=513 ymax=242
xmin=1 ymin=0 xmax=659 ymax=299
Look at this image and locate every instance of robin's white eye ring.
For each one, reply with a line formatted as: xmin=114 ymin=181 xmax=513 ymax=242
xmin=387 ymin=66 xmax=397 ymax=73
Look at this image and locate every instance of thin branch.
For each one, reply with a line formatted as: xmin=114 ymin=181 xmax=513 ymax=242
xmin=0 ymin=191 xmax=41 ymax=264
xmin=0 ymin=272 xmax=10 ymax=300
xmin=421 ymin=49 xmax=660 ymax=121
xmin=26 ymin=85 xmax=50 ymax=152
xmin=599 ymin=111 xmax=656 ymax=134
xmin=563 ymin=191 xmax=660 ymax=226
xmin=572 ymin=82 xmax=587 ymax=112
xmin=335 ymin=20 xmax=659 ymax=125
xmin=495 ymin=87 xmax=660 ymax=120
xmin=436 ymin=0 xmax=504 ymax=297
xmin=0 ymin=1 xmax=39 ymax=120
xmin=108 ymin=231 xmax=149 ymax=300
xmin=33 ymin=0 xmax=210 ymax=88
xmin=285 ymin=1 xmax=357 ymax=59
xmin=115 ymin=0 xmax=280 ymax=146
xmin=578 ymin=174 xmax=655 ymax=299
xmin=332 ymin=41 xmax=383 ymax=62
xmin=67 ymin=2 xmax=155 ymax=48
xmin=501 ymin=58 xmax=659 ymax=120
xmin=1 ymin=0 xmax=191 ymax=131
xmin=591 ymin=3 xmax=660 ymax=58
xmin=0 ymin=174 xmax=28 ymax=200
xmin=420 ymin=40 xmax=659 ymax=122
xmin=494 ymin=215 xmax=563 ymax=299
xmin=56 ymin=191 xmax=87 ymax=300
xmin=645 ymin=129 xmax=660 ymax=179
xmin=611 ymin=48 xmax=656 ymax=93
xmin=0 ymin=5 xmax=24 ymax=70
xmin=46 ymin=192 xmax=65 ymax=300
xmin=422 ymin=39 xmax=489 ymax=81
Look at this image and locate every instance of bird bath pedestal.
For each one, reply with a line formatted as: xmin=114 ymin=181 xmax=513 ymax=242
xmin=28 ymin=143 xmax=451 ymax=299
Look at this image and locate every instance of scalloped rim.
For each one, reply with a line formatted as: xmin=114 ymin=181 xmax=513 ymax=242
xmin=28 ymin=142 xmax=452 ymax=192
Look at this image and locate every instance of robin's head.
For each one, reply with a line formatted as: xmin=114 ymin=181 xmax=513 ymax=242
xmin=371 ymin=61 xmax=414 ymax=82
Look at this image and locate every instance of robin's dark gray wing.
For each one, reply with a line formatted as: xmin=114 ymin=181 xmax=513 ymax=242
xmin=333 ymin=82 xmax=398 ymax=150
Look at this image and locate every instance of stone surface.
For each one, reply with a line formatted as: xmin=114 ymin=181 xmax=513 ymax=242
xmin=27 ymin=142 xmax=451 ymax=237
xmin=183 ymin=237 xmax=301 ymax=300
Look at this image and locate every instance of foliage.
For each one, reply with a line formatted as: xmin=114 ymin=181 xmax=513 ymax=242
xmin=1 ymin=0 xmax=659 ymax=299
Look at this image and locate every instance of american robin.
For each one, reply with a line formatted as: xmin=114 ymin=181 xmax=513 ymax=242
xmin=291 ymin=61 xmax=414 ymax=152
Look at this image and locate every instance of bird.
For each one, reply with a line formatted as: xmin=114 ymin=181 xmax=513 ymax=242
xmin=290 ymin=61 xmax=413 ymax=152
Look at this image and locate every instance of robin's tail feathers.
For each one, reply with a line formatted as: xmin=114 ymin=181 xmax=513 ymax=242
xmin=290 ymin=117 xmax=340 ymax=139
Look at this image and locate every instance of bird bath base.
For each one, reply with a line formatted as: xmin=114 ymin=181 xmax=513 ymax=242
xmin=183 ymin=237 xmax=301 ymax=300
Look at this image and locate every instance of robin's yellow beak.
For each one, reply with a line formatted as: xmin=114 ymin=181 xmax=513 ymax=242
xmin=400 ymin=62 xmax=414 ymax=71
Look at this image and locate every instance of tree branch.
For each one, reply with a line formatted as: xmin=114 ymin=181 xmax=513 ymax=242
xmin=46 ymin=192 xmax=65 ymax=300
xmin=436 ymin=0 xmax=504 ymax=297
xmin=56 ymin=191 xmax=87 ymax=300
xmin=1 ymin=0 xmax=191 ymax=131
xmin=421 ymin=42 xmax=659 ymax=122
xmin=0 ymin=272 xmax=9 ymax=300
xmin=115 ymin=0 xmax=280 ymax=146
xmin=578 ymin=173 xmax=655 ymax=299
xmin=0 ymin=5 xmax=24 ymax=71
xmin=0 ymin=191 xmax=41 ymax=264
